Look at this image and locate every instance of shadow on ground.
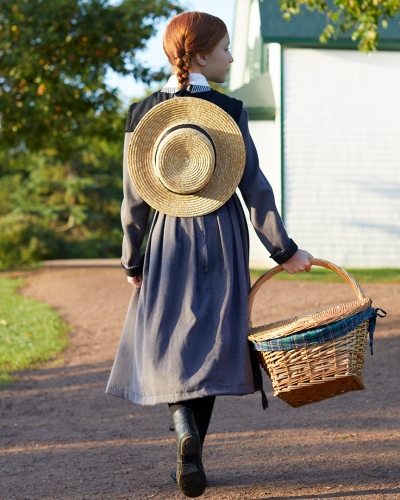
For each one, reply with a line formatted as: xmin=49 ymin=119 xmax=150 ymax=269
xmin=0 ymin=269 xmax=399 ymax=499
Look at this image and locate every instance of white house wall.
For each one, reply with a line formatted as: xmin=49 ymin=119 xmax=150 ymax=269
xmin=229 ymin=0 xmax=252 ymax=91
xmin=283 ymin=48 xmax=400 ymax=268
xmin=268 ymin=43 xmax=281 ymax=107
xmin=238 ymin=119 xmax=282 ymax=269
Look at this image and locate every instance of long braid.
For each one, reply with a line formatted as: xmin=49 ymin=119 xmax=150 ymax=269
xmin=176 ymin=53 xmax=191 ymax=89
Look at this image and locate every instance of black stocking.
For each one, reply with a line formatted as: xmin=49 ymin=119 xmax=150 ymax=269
xmin=168 ymin=396 xmax=216 ymax=444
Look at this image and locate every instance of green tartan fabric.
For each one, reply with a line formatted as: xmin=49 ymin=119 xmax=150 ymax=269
xmin=251 ymin=307 xmax=379 ymax=352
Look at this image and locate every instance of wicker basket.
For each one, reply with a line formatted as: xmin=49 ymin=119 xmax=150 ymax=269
xmin=247 ymin=258 xmax=373 ymax=408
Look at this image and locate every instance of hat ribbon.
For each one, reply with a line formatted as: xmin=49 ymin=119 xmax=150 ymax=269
xmin=155 ymin=124 xmax=217 ymax=163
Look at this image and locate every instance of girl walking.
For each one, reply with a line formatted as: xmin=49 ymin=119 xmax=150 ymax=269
xmin=106 ymin=11 xmax=312 ymax=498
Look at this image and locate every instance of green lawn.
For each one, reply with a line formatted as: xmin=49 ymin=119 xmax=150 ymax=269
xmin=250 ymin=267 xmax=400 ymax=284
xmin=0 ymin=278 xmax=69 ymax=387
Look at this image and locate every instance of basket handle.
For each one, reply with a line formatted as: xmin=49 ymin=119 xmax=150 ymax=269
xmin=248 ymin=258 xmax=366 ymax=323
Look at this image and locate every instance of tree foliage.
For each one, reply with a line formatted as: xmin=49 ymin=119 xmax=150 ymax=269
xmin=0 ymin=124 xmax=125 ymax=268
xmin=0 ymin=0 xmax=181 ymax=156
xmin=0 ymin=0 xmax=182 ymax=268
xmin=279 ymin=0 xmax=400 ymax=52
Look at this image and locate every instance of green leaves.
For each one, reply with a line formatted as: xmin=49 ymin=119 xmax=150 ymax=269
xmin=279 ymin=0 xmax=400 ymax=52
xmin=0 ymin=0 xmax=182 ymax=155
xmin=0 ymin=0 xmax=182 ymax=268
xmin=0 ymin=129 xmax=125 ymax=268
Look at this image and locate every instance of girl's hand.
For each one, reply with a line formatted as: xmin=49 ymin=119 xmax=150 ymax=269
xmin=127 ymin=275 xmax=142 ymax=288
xmin=281 ymin=249 xmax=313 ymax=274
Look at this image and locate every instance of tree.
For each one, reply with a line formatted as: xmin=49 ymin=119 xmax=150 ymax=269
xmin=279 ymin=0 xmax=400 ymax=52
xmin=0 ymin=129 xmax=125 ymax=268
xmin=0 ymin=0 xmax=182 ymax=268
xmin=0 ymin=0 xmax=182 ymax=157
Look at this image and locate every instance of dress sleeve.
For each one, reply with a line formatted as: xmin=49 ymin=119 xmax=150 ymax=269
xmin=120 ymin=132 xmax=151 ymax=277
xmin=238 ymin=108 xmax=298 ymax=265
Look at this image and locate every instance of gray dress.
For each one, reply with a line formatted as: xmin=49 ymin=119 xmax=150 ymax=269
xmin=106 ymin=104 xmax=297 ymax=406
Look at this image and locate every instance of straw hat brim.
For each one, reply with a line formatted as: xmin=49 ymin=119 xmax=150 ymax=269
xmin=128 ymin=97 xmax=246 ymax=218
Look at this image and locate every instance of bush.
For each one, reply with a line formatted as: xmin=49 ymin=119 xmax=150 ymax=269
xmin=0 ymin=136 xmax=124 ymax=269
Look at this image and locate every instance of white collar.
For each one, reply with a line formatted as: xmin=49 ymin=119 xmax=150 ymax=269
xmin=162 ymin=73 xmax=210 ymax=90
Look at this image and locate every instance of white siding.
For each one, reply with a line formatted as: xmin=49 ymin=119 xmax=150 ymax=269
xmin=239 ymin=119 xmax=282 ymax=269
xmin=268 ymin=43 xmax=281 ymax=108
xmin=229 ymin=0 xmax=252 ymax=91
xmin=283 ymin=48 xmax=400 ymax=268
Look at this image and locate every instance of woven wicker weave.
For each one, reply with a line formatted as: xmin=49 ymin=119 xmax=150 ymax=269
xmin=248 ymin=258 xmax=372 ymax=408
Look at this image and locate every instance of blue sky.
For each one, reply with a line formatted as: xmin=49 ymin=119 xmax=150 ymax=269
xmin=105 ymin=0 xmax=236 ymax=100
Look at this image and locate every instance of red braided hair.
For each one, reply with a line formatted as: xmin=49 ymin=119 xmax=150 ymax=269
xmin=163 ymin=12 xmax=227 ymax=89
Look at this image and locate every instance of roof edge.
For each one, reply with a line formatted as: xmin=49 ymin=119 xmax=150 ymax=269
xmin=263 ymin=38 xmax=400 ymax=51
xmin=247 ymin=107 xmax=276 ymax=121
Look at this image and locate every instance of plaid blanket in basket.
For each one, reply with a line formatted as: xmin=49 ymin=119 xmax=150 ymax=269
xmin=251 ymin=307 xmax=386 ymax=353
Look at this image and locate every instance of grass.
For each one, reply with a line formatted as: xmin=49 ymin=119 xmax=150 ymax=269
xmin=250 ymin=267 xmax=400 ymax=284
xmin=0 ymin=261 xmax=45 ymax=273
xmin=0 ymin=277 xmax=69 ymax=388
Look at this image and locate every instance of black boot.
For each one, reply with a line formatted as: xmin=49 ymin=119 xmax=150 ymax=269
xmin=171 ymin=407 xmax=206 ymax=498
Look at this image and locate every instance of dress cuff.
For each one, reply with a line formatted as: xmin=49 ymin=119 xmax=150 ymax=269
xmin=270 ymin=239 xmax=298 ymax=265
xmin=121 ymin=259 xmax=143 ymax=277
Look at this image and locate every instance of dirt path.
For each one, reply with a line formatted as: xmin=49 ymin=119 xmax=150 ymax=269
xmin=1 ymin=267 xmax=399 ymax=500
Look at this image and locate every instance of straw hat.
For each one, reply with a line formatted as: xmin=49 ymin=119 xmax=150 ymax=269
xmin=127 ymin=97 xmax=246 ymax=217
